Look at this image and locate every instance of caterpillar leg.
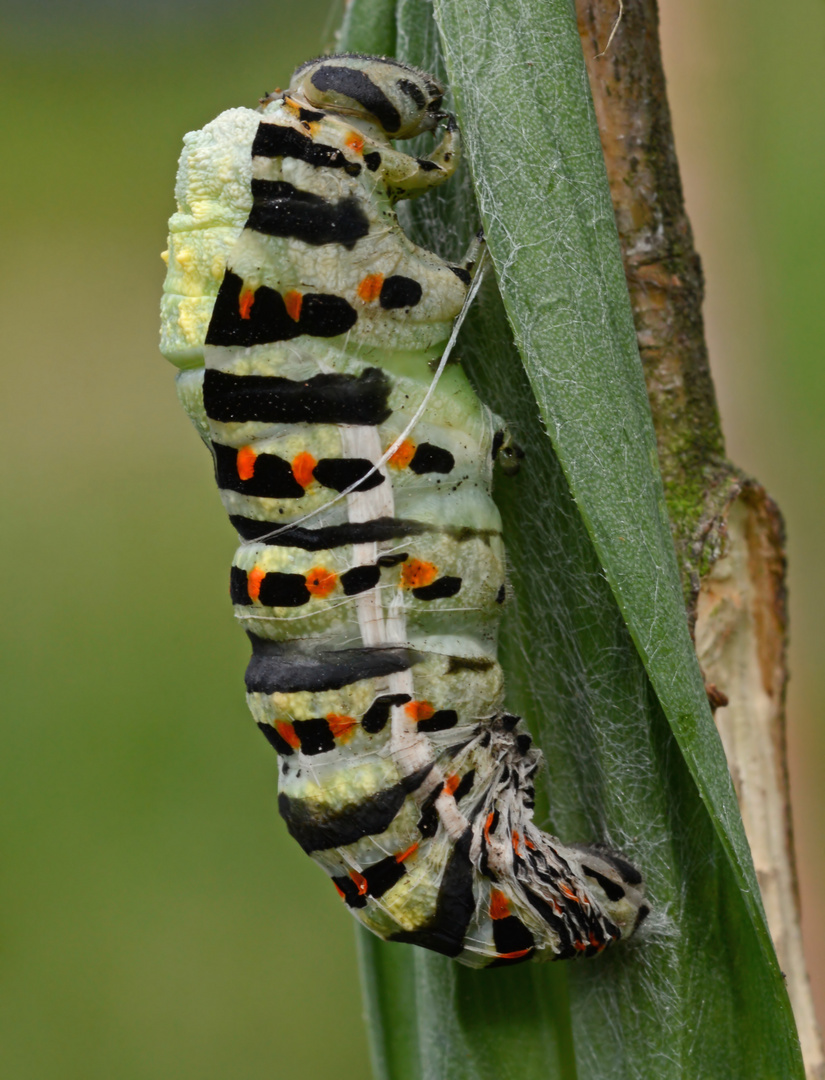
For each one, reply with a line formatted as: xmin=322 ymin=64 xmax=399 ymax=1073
xmin=449 ymin=229 xmax=486 ymax=285
xmin=492 ymin=427 xmax=525 ymax=477
xmin=376 ymin=114 xmax=462 ymax=199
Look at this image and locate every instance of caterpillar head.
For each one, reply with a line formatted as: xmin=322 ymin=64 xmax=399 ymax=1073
xmin=569 ymin=845 xmax=649 ymax=940
xmin=290 ymin=54 xmax=446 ymax=139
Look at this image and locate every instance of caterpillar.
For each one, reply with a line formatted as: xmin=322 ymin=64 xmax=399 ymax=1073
xmin=160 ymin=53 xmax=648 ymax=967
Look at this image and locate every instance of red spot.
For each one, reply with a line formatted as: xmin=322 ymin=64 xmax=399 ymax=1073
xmin=284 ymin=290 xmax=303 ymax=321
xmin=247 ymin=566 xmax=265 ymax=602
xmin=395 ymin=842 xmax=419 ymax=864
xmin=274 ymin=720 xmax=300 ymax=750
xmin=305 ymin=567 xmax=337 ymax=598
xmin=483 ymin=811 xmax=495 ymax=845
xmin=358 ymin=273 xmax=384 ymax=302
xmin=559 ymin=882 xmax=580 ymax=903
xmin=588 ymin=933 xmax=604 ymax=951
xmin=405 ymin=700 xmax=435 ymax=723
xmin=350 ymin=870 xmax=368 ymax=896
xmin=525 ymin=838 xmax=536 ymax=850
xmin=444 ymin=773 xmax=461 ymax=797
xmin=389 ymin=439 xmax=416 ymax=469
xmin=327 ymin=713 xmax=357 ymax=740
xmin=401 ymin=559 xmax=437 ymax=589
xmin=346 ymin=131 xmax=365 ymax=153
xmin=489 ymin=889 xmax=510 ymax=921
xmin=291 ymin=452 xmax=317 ymax=487
xmin=239 ymin=288 xmax=255 ymax=319
xmin=573 ymin=941 xmax=588 ymax=952
xmin=496 ymin=948 xmax=532 ymax=960
xmin=333 ymin=882 xmax=346 ymax=899
xmin=512 ymin=831 xmax=522 ymax=857
xmin=236 ymin=445 xmax=257 ymax=480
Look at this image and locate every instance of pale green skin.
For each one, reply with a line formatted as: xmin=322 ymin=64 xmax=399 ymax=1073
xmin=160 ymin=70 xmax=644 ymax=965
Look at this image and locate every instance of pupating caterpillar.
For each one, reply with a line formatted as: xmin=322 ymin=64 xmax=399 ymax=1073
xmin=160 ymin=53 xmax=648 ymax=966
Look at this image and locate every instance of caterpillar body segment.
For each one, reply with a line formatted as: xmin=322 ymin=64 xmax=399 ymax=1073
xmin=161 ymin=53 xmax=647 ymax=967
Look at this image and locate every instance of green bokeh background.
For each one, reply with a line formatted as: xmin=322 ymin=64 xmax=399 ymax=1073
xmin=1 ymin=1 xmax=821 ymax=1077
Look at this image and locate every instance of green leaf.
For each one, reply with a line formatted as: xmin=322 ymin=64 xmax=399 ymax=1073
xmin=340 ymin=2 xmax=804 ymax=1077
xmin=337 ymin=0 xmax=396 ymax=57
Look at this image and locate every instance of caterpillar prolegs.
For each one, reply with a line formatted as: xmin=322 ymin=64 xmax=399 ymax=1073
xmin=160 ymin=54 xmax=648 ymax=967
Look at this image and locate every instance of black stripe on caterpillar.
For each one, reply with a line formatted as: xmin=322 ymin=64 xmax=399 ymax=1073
xmin=160 ymin=53 xmax=648 ymax=967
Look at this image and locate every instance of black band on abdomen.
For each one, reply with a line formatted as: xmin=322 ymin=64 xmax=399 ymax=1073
xmin=245 ymin=635 xmax=421 ymax=694
xmin=214 ymin=442 xmax=305 ymax=498
xmin=279 ymin=763 xmax=432 ymax=853
xmin=204 ymin=366 xmax=391 ymax=426
xmin=229 ymin=515 xmax=498 ymax=549
xmin=252 ymin=122 xmax=362 ymax=175
xmin=389 ymin=828 xmax=475 ymax=957
xmin=248 ymin=180 xmax=370 ymax=250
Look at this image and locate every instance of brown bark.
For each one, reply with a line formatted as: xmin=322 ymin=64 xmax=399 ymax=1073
xmin=575 ymin=2 xmax=823 ymax=1075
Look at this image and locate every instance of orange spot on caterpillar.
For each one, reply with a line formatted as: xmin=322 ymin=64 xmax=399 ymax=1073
xmin=357 ymin=273 xmax=384 ymax=302
xmin=401 ymin=558 xmax=437 ymax=589
xmin=497 ymin=948 xmax=532 ymax=960
xmin=327 ymin=713 xmax=357 ymax=739
xmin=284 ymin=290 xmax=303 ymax=321
xmin=559 ymin=881 xmax=580 ymax=903
xmin=346 ymin=131 xmax=365 ymax=153
xmin=405 ymin=700 xmax=435 ymax=722
xmin=483 ymin=811 xmax=495 ymax=844
xmin=291 ymin=452 xmax=317 ymax=487
xmin=238 ymin=288 xmax=255 ymax=319
xmin=512 ymin=830 xmax=522 ymax=857
xmin=489 ymin=889 xmax=510 ymax=921
xmin=573 ymin=941 xmax=588 ymax=952
xmin=247 ymin=566 xmax=265 ymax=602
xmin=236 ymin=445 xmax=257 ymax=481
xmin=525 ymin=838 xmax=536 ymax=850
xmin=274 ymin=720 xmax=300 ymax=750
xmin=333 ymin=882 xmax=346 ymax=899
xmin=395 ymin=842 xmax=419 ymax=864
xmin=444 ymin=773 xmax=461 ymax=797
xmin=350 ymin=870 xmax=368 ymax=896
xmin=389 ymin=439 xmax=416 ymax=469
xmin=305 ymin=567 xmax=337 ymax=598
xmin=588 ymin=933 xmax=604 ymax=951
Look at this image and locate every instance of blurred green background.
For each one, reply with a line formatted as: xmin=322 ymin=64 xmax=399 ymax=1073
xmin=0 ymin=1 xmax=821 ymax=1077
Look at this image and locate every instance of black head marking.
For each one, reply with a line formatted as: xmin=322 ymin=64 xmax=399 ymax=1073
xmin=397 ymin=77 xmax=426 ymax=109
xmin=310 ymin=65 xmax=401 ymax=132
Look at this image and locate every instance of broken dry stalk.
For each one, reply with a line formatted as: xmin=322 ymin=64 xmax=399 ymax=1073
xmin=576 ymin=2 xmax=823 ymax=1075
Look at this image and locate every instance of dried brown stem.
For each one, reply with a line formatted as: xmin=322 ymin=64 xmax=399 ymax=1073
xmin=575 ymin=2 xmax=823 ymax=1074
